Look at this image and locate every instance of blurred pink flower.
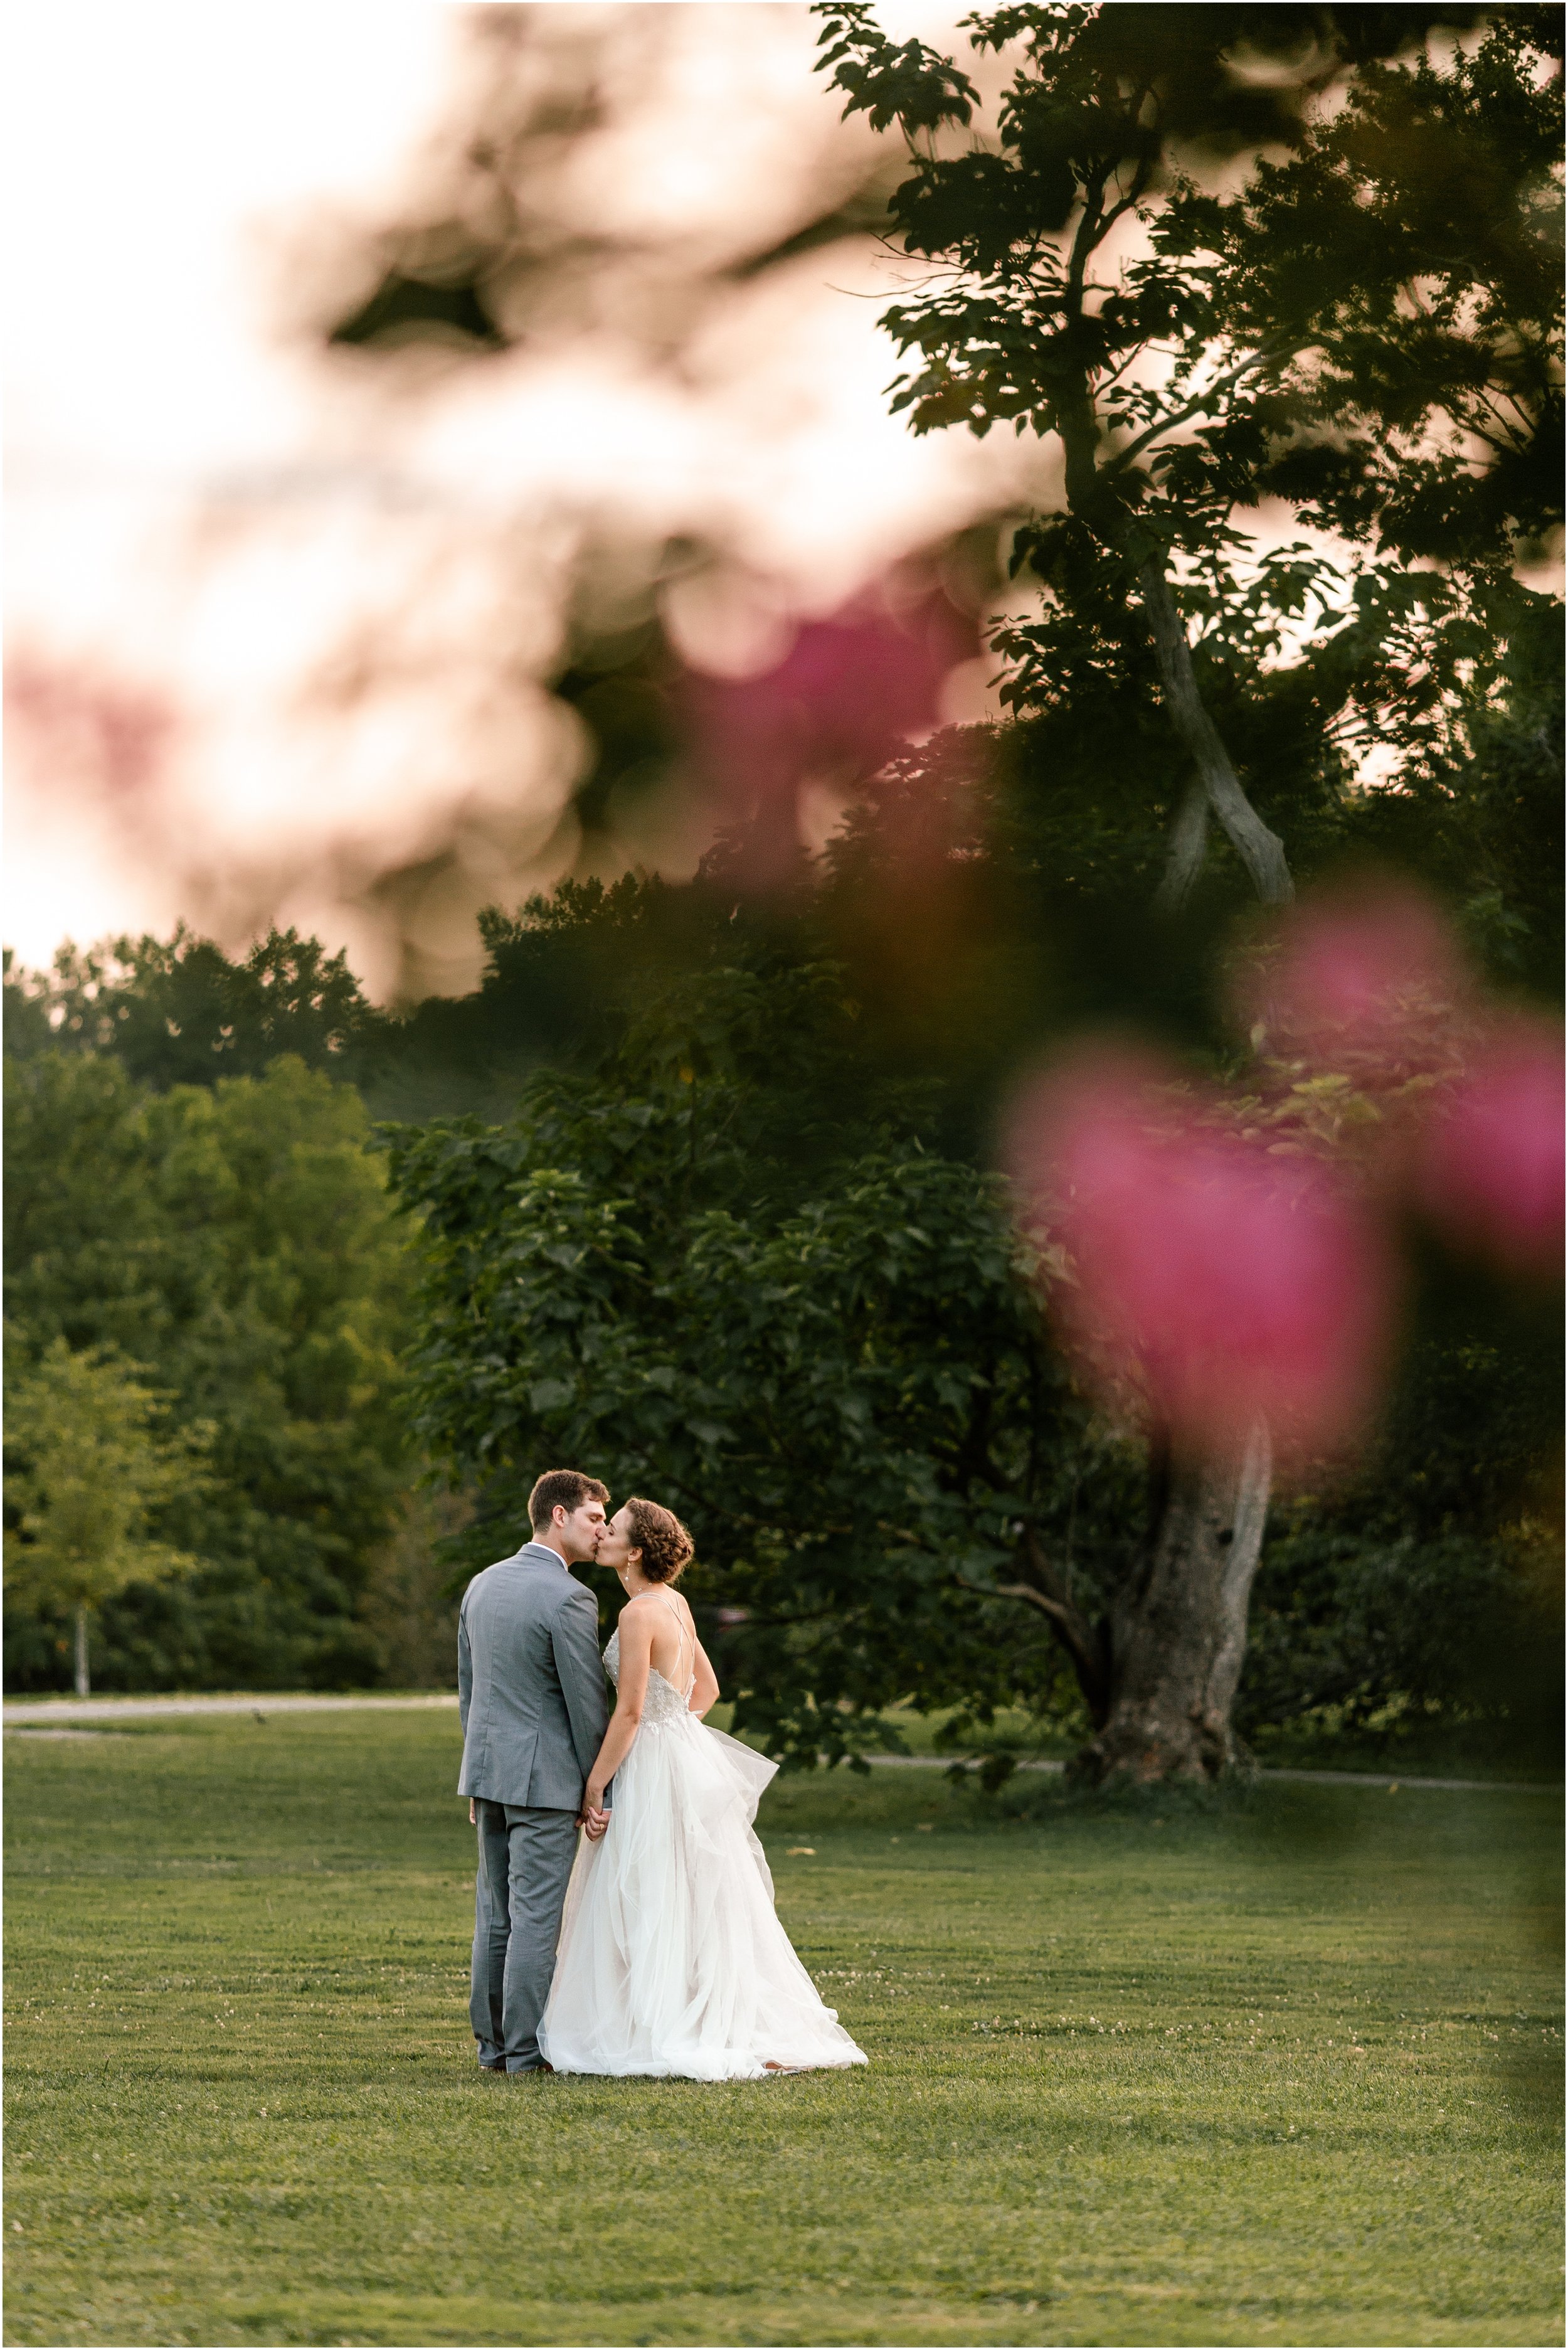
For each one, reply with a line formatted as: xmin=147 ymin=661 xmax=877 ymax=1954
xmin=682 ymin=580 xmax=975 ymax=878
xmin=1414 ymin=1018 xmax=1565 ymax=1277
xmin=1237 ymin=880 xmax=1468 ymax=1074
xmin=6 ymin=654 xmax=176 ymax=802
xmin=1007 ymin=1049 xmax=1396 ymax=1463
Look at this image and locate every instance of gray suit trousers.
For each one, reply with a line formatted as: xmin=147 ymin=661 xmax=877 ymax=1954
xmin=470 ymin=1800 xmax=578 ymax=2072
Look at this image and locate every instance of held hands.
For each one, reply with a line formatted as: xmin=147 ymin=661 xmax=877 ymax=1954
xmin=474 ymin=1790 xmax=607 ymax=1837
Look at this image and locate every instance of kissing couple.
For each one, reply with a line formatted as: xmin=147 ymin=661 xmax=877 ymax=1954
xmin=457 ymin=1469 xmax=867 ymax=2081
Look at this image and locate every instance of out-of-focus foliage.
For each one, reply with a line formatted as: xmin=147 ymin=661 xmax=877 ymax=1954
xmin=9 ymin=583 xmax=1555 ymax=1130
xmin=4 ymin=7 xmax=1556 ymax=1747
xmin=4 ymin=1054 xmax=411 ymax=1691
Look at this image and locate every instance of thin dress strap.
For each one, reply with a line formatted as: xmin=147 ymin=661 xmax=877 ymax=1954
xmin=660 ymin=1587 xmax=693 ymax=1691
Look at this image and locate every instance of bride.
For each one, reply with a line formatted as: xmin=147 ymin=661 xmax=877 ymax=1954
xmin=537 ymin=1496 xmax=867 ymax=2081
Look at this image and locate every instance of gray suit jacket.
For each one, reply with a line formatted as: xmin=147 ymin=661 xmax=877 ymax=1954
xmin=457 ymin=1542 xmax=609 ymax=1809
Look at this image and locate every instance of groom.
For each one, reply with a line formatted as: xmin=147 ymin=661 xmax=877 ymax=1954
xmin=457 ymin=1469 xmax=611 ymax=2075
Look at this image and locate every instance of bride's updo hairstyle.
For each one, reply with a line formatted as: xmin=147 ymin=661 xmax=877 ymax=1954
xmin=625 ymin=1497 xmax=694 ymax=1585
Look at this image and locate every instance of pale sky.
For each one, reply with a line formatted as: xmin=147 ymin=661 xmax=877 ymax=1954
xmin=6 ymin=1 xmax=1048 ymax=997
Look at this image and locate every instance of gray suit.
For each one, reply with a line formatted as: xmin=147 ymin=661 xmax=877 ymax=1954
xmin=457 ymin=1541 xmax=609 ymax=2072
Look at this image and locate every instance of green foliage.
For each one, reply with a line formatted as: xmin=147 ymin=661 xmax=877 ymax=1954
xmin=1225 ymin=14 xmax=1564 ymax=565
xmin=818 ymin=4 xmax=1557 ymax=562
xmin=815 ymin=1 xmax=1563 ymax=888
xmin=386 ymin=926 xmax=1182 ymax=1763
xmin=1330 ymin=594 xmax=1565 ymax=999
xmin=4 ymin=1341 xmax=207 ymax=1619
xmin=4 ymin=926 xmax=384 ymax=1092
xmin=3 ymin=15 xmax=1557 ymax=1741
xmin=1243 ymin=1302 xmax=1564 ymax=1770
xmin=4 ymin=1053 xmax=412 ymax=1691
xmin=391 ymin=814 xmax=1559 ymax=1768
xmin=388 ymin=944 xmax=1135 ymax=1762
xmin=6 ymin=667 xmax=1557 ymax=1722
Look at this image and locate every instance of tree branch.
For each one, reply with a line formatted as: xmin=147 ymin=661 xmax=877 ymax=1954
xmin=1067 ymin=169 xmax=1110 ymax=308
xmin=1136 ymin=557 xmax=1294 ymax=905
xmin=959 ymin=1524 xmax=1111 ymax=1725
xmin=1104 ymin=348 xmax=1275 ymax=476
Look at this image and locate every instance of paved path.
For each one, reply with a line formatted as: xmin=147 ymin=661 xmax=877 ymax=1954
xmin=4 ymin=1694 xmax=458 ymax=1725
xmin=3 ymin=1693 xmax=1558 ymax=1795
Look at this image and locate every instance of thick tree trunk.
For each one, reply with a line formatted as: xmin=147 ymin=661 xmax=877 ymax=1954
xmin=73 ymin=1603 xmax=90 ymax=1699
xmin=1153 ymin=779 xmax=1210 ymax=915
xmin=999 ymin=1423 xmax=1271 ymax=1782
xmin=1078 ymin=1424 xmax=1272 ymax=1784
xmin=1138 ymin=558 xmax=1294 ymax=908
xmin=1011 ymin=458 xmax=1286 ymax=1772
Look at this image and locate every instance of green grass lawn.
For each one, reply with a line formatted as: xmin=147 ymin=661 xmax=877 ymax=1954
xmin=4 ymin=1713 xmax=1561 ymax=2348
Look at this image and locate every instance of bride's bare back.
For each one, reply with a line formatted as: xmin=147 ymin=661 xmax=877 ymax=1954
xmin=635 ymin=1586 xmax=694 ymax=1689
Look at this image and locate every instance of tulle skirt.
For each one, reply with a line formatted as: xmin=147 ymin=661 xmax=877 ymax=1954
xmin=537 ymin=1713 xmax=867 ymax=2080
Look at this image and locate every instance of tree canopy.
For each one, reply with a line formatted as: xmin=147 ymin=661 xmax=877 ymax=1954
xmin=4 ymin=1054 xmax=411 ymax=1691
xmin=4 ymin=1341 xmax=208 ymax=1691
xmin=386 ymin=799 xmax=1561 ymax=1773
xmin=815 ymin=1 xmax=1562 ymax=906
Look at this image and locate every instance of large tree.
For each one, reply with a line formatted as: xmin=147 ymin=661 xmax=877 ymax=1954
xmin=804 ymin=0 xmax=1561 ymax=1774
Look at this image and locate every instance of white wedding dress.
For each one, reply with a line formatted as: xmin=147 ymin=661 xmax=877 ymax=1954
xmin=537 ymin=1598 xmax=867 ymax=2080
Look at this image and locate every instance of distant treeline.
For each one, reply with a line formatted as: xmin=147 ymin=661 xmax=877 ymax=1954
xmin=4 ymin=662 xmax=1561 ymax=1760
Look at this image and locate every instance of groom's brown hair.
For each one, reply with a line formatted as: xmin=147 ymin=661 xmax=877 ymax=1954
xmin=528 ymin=1469 xmax=610 ymax=1531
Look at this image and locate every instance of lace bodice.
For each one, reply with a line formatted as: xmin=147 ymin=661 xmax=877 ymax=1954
xmin=603 ymin=1619 xmax=695 ymax=1726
